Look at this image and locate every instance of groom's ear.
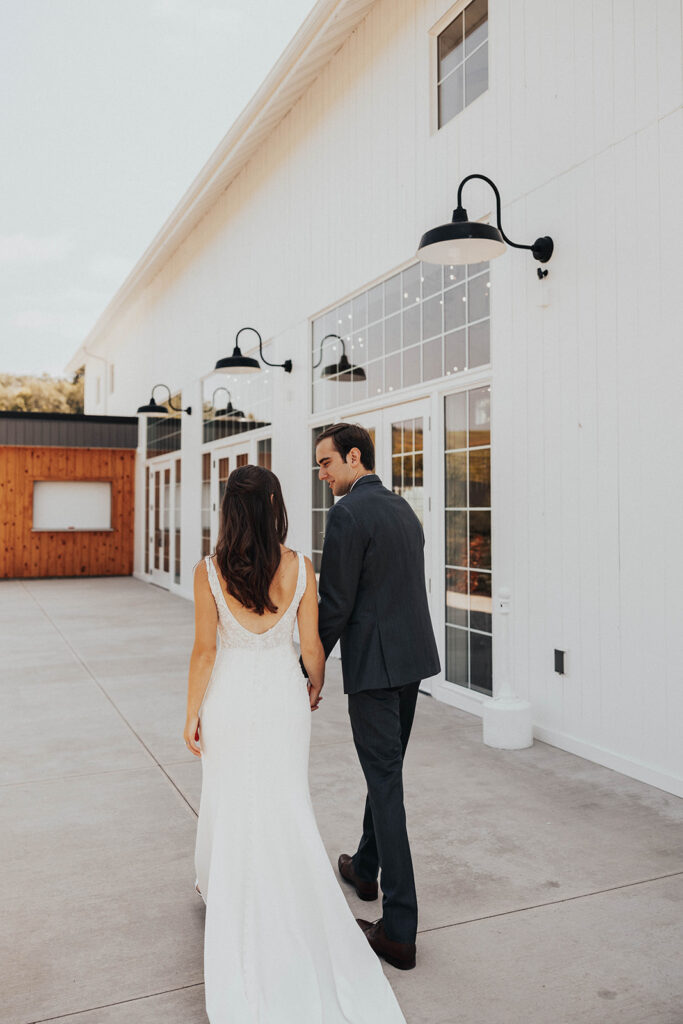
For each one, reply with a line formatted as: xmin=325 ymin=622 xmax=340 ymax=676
xmin=346 ymin=446 xmax=361 ymax=466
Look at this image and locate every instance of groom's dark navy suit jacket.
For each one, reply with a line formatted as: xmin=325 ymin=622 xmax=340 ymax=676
xmin=317 ymin=474 xmax=440 ymax=694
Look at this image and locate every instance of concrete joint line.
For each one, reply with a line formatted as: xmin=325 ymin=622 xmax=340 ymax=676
xmin=416 ymin=869 xmax=683 ymax=936
xmin=24 ymin=981 xmax=205 ymax=1024
xmin=0 ymin=763 xmax=161 ymax=789
xmin=20 ymin=583 xmax=198 ymax=820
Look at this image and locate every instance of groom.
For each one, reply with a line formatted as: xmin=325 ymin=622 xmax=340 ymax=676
xmin=315 ymin=422 xmax=440 ymax=970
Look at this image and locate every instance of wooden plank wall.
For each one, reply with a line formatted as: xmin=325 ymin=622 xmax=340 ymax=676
xmin=0 ymin=446 xmax=135 ymax=578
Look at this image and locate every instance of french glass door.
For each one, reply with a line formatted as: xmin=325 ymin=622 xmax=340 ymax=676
xmin=317 ymin=398 xmax=436 ymax=691
xmin=209 ymin=440 xmax=251 ymax=550
xmin=318 ymin=399 xmax=432 ymax=575
xmin=148 ymin=458 xmax=173 ymax=587
xmin=379 ymin=399 xmax=436 ymax=692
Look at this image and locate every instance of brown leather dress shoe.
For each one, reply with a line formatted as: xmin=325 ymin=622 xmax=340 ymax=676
xmin=358 ymin=918 xmax=416 ymax=971
xmin=337 ymin=853 xmax=378 ymax=901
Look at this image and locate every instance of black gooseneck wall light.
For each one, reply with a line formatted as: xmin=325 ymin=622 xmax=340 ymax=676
xmin=137 ymin=383 xmax=192 ymax=417
xmin=211 ymin=387 xmax=246 ymax=420
xmin=417 ymin=174 xmax=554 ymax=277
xmin=313 ymin=333 xmax=366 ymax=383
xmin=214 ymin=326 xmax=292 ymax=375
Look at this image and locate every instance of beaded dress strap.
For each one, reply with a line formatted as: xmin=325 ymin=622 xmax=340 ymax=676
xmin=205 ymin=555 xmax=223 ymax=608
xmin=293 ymin=552 xmax=306 ymax=608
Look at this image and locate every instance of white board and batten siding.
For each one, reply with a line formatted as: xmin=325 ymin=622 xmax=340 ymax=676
xmin=79 ymin=0 xmax=683 ymax=794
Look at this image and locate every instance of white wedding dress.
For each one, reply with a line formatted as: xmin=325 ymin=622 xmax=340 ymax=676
xmin=195 ymin=553 xmax=407 ymax=1024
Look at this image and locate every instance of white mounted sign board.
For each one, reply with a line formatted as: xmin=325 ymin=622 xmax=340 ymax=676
xmin=32 ymin=481 xmax=112 ymax=531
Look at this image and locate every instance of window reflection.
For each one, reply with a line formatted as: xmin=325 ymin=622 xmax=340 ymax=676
xmin=469 ymin=448 xmax=490 ymax=506
xmin=146 ymin=393 xmax=182 ymax=458
xmin=311 ymin=424 xmax=334 ymax=574
xmin=311 ymin=261 xmax=490 ymax=414
xmin=445 ymin=451 xmax=467 ymax=507
xmin=257 ymin=438 xmax=272 ymax=470
xmin=144 ymin=468 xmax=150 ymax=575
xmin=391 ymin=417 xmax=424 ymax=524
xmin=174 ymin=459 xmax=181 ymax=584
xmin=422 ymin=294 xmax=443 ymax=340
xmin=438 ymin=0 xmax=488 ymax=129
xmin=384 ymin=274 xmax=401 ymax=316
xmin=468 ymin=320 xmax=490 ymax=368
xmin=446 ymin=568 xmax=468 ymax=627
xmin=423 ymin=337 xmax=443 ymax=381
xmin=470 ymin=632 xmax=492 ymax=695
xmin=402 ymin=305 xmax=420 ymax=348
xmin=154 ymin=472 xmax=160 ymax=570
xmin=401 ymin=264 xmax=421 ymax=306
xmin=201 ymin=452 xmax=211 ymax=558
xmin=163 ymin=468 xmax=170 ymax=573
xmin=444 ymin=387 xmax=492 ymax=694
xmin=402 ymin=345 xmax=421 ymax=388
xmin=202 ymin=352 xmax=274 ymax=444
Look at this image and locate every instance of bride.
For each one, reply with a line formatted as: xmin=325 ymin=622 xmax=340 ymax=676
xmin=183 ymin=465 xmax=407 ymax=1024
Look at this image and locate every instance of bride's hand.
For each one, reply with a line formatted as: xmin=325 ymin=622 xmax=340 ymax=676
xmin=184 ymin=713 xmax=202 ymax=756
xmin=308 ymin=682 xmax=324 ymax=711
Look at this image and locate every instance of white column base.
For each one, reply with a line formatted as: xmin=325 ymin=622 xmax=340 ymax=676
xmin=482 ymin=697 xmax=534 ymax=749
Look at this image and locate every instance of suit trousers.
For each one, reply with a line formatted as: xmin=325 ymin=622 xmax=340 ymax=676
xmin=347 ymin=680 xmax=420 ymax=945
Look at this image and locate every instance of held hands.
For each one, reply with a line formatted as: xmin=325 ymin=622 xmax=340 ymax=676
xmin=184 ymin=712 xmax=202 ymax=756
xmin=308 ymin=681 xmax=324 ymax=711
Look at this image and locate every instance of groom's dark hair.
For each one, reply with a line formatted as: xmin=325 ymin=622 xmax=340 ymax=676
xmin=315 ymin=423 xmax=375 ymax=471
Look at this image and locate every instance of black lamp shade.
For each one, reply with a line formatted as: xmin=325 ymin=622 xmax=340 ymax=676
xmin=322 ymin=353 xmax=367 ymax=382
xmin=337 ymin=365 xmax=367 ymax=383
xmin=215 ymin=403 xmax=246 ymax=419
xmin=214 ymin=346 xmax=261 ymax=374
xmin=137 ymin=396 xmax=167 ymax=417
xmin=418 ymin=217 xmax=506 ymax=265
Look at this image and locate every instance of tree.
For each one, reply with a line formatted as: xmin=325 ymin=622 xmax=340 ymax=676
xmin=0 ymin=369 xmax=84 ymax=414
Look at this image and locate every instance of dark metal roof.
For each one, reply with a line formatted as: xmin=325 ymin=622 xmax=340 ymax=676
xmin=0 ymin=412 xmax=138 ymax=449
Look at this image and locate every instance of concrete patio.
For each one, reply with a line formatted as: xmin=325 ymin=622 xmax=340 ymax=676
xmin=1 ymin=576 xmax=682 ymax=1024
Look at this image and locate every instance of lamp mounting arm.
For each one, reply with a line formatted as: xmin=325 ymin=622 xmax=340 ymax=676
xmin=455 ymin=173 xmax=553 ymax=263
xmin=235 ymin=326 xmax=293 ymax=373
xmin=312 ymin=333 xmax=347 ymax=369
xmin=211 ymin=386 xmax=233 ymax=406
xmin=150 ymin=383 xmax=192 ymax=415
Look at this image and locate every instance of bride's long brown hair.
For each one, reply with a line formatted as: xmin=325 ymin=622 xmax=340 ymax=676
xmin=214 ymin=465 xmax=289 ymax=615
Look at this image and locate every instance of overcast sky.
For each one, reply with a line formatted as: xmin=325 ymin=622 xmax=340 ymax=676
xmin=0 ymin=0 xmax=317 ymax=377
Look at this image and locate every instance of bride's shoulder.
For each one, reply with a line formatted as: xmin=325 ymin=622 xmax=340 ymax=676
xmin=300 ymin=554 xmax=315 ymax=580
xmin=192 ymin=557 xmax=215 ymax=600
xmin=193 ymin=557 xmax=210 ymax=580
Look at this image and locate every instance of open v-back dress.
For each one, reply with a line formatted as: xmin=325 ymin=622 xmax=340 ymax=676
xmin=194 ymin=552 xmax=407 ymax=1024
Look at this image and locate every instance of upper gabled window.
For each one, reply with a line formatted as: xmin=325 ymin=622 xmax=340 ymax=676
xmin=437 ymin=0 xmax=488 ymax=128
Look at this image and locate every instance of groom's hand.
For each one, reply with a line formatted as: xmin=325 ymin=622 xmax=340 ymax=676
xmin=308 ymin=681 xmax=324 ymax=711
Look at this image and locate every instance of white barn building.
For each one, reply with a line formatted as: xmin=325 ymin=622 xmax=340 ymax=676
xmin=67 ymin=0 xmax=683 ymax=797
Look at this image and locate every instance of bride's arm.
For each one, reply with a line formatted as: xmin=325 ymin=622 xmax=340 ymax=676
xmin=297 ymin=557 xmax=325 ymax=710
xmin=184 ymin=561 xmax=218 ymax=755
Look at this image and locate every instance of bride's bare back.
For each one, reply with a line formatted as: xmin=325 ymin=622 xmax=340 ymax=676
xmin=211 ymin=545 xmax=300 ymax=636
